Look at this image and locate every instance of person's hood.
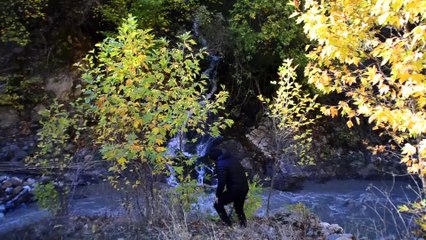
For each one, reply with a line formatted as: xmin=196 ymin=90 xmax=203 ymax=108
xmin=220 ymin=149 xmax=232 ymax=159
xmin=208 ymin=148 xmax=222 ymax=160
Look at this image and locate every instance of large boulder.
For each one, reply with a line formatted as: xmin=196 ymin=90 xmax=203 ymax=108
xmin=245 ymin=119 xmax=274 ymax=158
xmin=217 ymin=139 xmax=255 ymax=172
xmin=245 ymin=118 xmax=306 ymax=190
xmin=44 ymin=70 xmax=75 ymax=100
xmin=273 ymin=163 xmax=306 ymax=191
xmin=0 ymin=107 xmax=19 ymax=129
xmin=30 ymin=104 xmax=46 ymax=123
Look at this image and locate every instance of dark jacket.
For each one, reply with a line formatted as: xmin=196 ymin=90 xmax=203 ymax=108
xmin=215 ymin=150 xmax=249 ymax=197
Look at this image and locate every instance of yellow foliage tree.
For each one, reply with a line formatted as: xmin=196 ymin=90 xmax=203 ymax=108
xmin=294 ymin=0 xmax=426 ymax=193
xmin=77 ymin=16 xmax=232 ymax=221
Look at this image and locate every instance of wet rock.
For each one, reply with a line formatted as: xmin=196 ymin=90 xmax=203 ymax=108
xmin=273 ymin=170 xmax=305 ymax=191
xmin=245 ymin=118 xmax=306 ymax=189
xmin=327 ymin=233 xmax=355 ymax=240
xmin=5 ymin=185 xmax=32 ymax=209
xmin=39 ymin=175 xmax=52 ymax=184
xmin=11 ymin=150 xmax=27 ymax=162
xmin=0 ymin=107 xmax=19 ymax=129
xmin=240 ymin=157 xmax=253 ymax=171
xmin=0 ymin=144 xmax=18 ymax=161
xmin=320 ymin=222 xmax=344 ymax=236
xmin=0 ymin=139 xmax=34 ymax=162
xmin=0 ymin=176 xmax=7 ymax=184
xmin=5 ymin=187 xmax=13 ymax=194
xmin=23 ymin=178 xmax=36 ymax=187
xmin=12 ymin=185 xmax=23 ymax=195
xmin=84 ymin=154 xmax=93 ymax=162
xmin=9 ymin=177 xmax=23 ymax=187
xmin=0 ymin=176 xmax=36 ymax=214
xmin=1 ymin=180 xmax=13 ymax=189
xmin=357 ymin=163 xmax=379 ymax=179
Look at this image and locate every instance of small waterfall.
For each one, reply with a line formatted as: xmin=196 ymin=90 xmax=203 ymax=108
xmin=166 ymin=164 xmax=179 ymax=187
xmin=193 ymin=12 xmax=221 ymax=101
xmin=166 ymin=136 xmax=192 ymax=159
xmin=164 ymin=17 xmax=223 ymax=187
xmin=195 ymin=164 xmax=215 ymax=186
xmin=195 ymin=135 xmax=218 ymax=157
xmin=204 ymin=55 xmax=221 ymax=100
xmin=195 ymin=165 xmax=205 ymax=186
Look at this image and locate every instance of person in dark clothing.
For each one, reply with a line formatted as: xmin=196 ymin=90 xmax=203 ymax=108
xmin=210 ymin=148 xmax=249 ymax=227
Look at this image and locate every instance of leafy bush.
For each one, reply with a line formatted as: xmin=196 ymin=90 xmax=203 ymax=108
xmin=26 ymin=99 xmax=89 ymax=215
xmin=245 ymin=175 xmax=262 ymax=219
xmin=399 ymin=199 xmax=426 ymax=237
xmin=0 ymin=75 xmax=45 ymax=110
xmin=0 ymin=0 xmax=47 ymax=45
xmin=174 ymin=180 xmax=204 ymax=213
xmin=34 ymin=182 xmax=60 ymax=214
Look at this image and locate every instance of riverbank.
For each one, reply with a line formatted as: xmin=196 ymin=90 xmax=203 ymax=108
xmin=0 ymin=178 xmax=357 ymax=240
xmin=1 ymin=206 xmax=352 ymax=240
xmin=1 ymin=177 xmax=421 ymax=239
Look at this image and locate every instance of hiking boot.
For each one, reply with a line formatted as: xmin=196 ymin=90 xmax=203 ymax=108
xmin=237 ymin=213 xmax=247 ymax=227
xmin=214 ymin=202 xmax=233 ymax=227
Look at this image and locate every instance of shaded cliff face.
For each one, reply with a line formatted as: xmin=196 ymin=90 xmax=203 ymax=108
xmin=211 ymin=107 xmax=410 ymax=191
xmin=235 ymin=115 xmax=409 ymax=189
xmin=0 ymin=0 xmax=102 ymax=165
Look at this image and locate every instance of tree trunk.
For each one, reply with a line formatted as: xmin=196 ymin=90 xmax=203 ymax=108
xmin=57 ymin=185 xmax=69 ymax=216
xmin=266 ymin=161 xmax=277 ymax=217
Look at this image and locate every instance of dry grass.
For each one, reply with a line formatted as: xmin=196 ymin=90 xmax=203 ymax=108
xmin=3 ymin=207 xmax=322 ymax=240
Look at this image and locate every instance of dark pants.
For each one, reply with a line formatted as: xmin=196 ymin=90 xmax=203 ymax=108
xmin=214 ymin=190 xmax=248 ymax=226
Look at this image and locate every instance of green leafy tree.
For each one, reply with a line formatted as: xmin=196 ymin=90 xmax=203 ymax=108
xmin=230 ymin=0 xmax=307 ymax=63
xmin=259 ymin=59 xmax=319 ymax=216
xmin=228 ymin=0 xmax=308 ymax=107
xmin=77 ymin=15 xmax=232 ymax=221
xmin=0 ymin=0 xmax=47 ymax=45
xmin=95 ymin=0 xmax=217 ymax=34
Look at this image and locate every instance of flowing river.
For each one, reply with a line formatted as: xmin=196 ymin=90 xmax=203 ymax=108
xmin=0 ymin=177 xmax=420 ymax=239
xmin=263 ymin=179 xmax=420 ymax=239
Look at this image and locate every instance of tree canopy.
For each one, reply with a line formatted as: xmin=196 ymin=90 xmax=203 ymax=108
xmin=78 ymin=16 xmax=232 ymax=185
xmin=295 ymin=0 xmax=426 ymax=190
